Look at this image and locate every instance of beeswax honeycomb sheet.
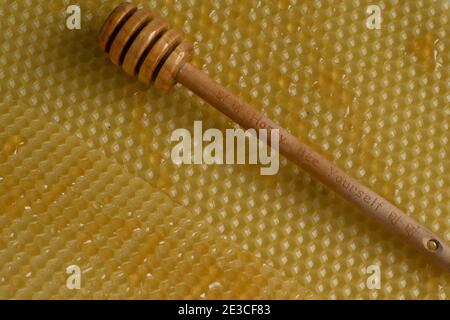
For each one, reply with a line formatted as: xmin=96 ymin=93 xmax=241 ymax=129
xmin=0 ymin=0 xmax=449 ymax=299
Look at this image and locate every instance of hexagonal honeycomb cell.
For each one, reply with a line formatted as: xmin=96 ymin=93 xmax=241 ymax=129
xmin=0 ymin=0 xmax=449 ymax=299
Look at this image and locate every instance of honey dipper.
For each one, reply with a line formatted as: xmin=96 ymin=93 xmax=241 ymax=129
xmin=97 ymin=2 xmax=450 ymax=270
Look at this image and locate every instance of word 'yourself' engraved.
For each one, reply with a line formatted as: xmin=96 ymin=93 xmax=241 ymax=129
xmin=328 ymin=166 xmax=383 ymax=211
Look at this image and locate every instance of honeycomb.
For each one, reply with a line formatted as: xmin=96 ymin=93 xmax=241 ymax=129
xmin=0 ymin=0 xmax=449 ymax=299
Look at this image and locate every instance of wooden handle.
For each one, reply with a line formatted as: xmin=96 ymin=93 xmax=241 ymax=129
xmin=176 ymin=63 xmax=450 ymax=270
xmin=98 ymin=2 xmax=450 ymax=271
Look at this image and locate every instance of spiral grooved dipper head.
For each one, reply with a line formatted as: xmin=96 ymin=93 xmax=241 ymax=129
xmin=97 ymin=2 xmax=193 ymax=90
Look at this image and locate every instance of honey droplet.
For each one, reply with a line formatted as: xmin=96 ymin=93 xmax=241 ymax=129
xmin=2 ymin=135 xmax=26 ymax=157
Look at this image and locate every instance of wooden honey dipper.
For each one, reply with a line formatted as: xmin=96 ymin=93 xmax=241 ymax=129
xmin=98 ymin=2 xmax=450 ymax=270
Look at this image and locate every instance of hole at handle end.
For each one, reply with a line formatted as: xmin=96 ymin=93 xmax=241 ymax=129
xmin=426 ymin=239 xmax=440 ymax=252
